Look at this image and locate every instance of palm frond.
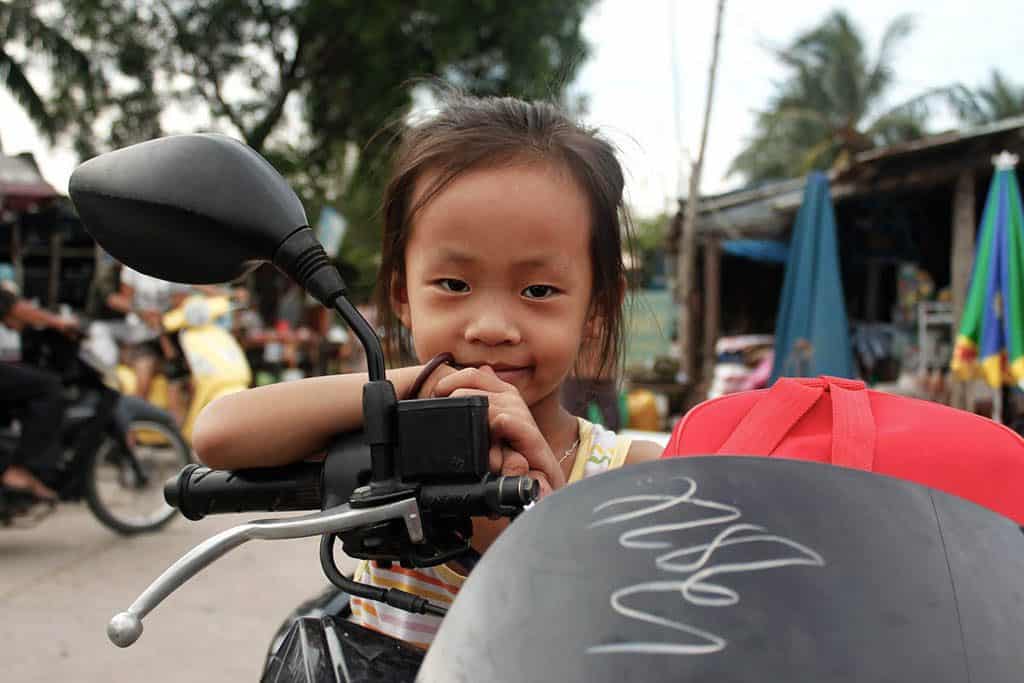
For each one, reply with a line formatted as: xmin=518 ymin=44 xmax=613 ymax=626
xmin=867 ymin=85 xmax=961 ymax=134
xmin=863 ymin=14 xmax=913 ymax=103
xmin=0 ymin=1 xmax=100 ymax=140
xmin=0 ymin=51 xmax=55 ymax=137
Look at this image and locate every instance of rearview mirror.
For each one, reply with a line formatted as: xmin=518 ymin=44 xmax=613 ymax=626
xmin=70 ymin=132 xmax=382 ymax=381
xmin=69 ymin=134 xmax=309 ymax=284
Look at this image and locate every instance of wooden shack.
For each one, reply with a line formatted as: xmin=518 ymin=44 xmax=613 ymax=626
xmin=668 ymin=115 xmax=1024 ymax=404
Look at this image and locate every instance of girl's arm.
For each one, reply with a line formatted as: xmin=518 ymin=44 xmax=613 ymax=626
xmin=625 ymin=439 xmax=664 ymax=464
xmin=192 ymin=365 xmax=430 ymax=470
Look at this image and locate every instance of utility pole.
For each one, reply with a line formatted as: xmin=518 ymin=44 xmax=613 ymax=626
xmin=677 ymin=0 xmax=726 ymax=400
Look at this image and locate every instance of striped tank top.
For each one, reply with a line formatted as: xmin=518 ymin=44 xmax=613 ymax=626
xmin=348 ymin=417 xmax=633 ymax=648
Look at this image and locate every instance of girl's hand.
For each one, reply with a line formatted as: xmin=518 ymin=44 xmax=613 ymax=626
xmin=430 ymin=366 xmax=567 ymax=497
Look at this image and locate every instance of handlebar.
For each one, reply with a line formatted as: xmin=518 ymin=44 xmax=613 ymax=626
xmin=164 ymin=462 xmax=539 ymax=520
xmin=109 ymin=462 xmax=538 ymax=648
xmin=165 ymin=463 xmax=324 ymax=520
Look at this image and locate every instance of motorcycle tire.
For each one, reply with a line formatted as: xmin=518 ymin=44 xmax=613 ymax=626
xmin=85 ymin=418 xmax=191 ymax=535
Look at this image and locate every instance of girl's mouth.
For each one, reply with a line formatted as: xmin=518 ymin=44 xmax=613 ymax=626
xmin=457 ymin=362 xmax=532 ymax=384
xmin=492 ymin=366 xmax=531 ymax=383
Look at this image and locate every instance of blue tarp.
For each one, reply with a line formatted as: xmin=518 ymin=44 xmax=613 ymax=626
xmin=770 ymin=172 xmax=856 ymax=382
xmin=722 ymin=239 xmax=790 ymax=263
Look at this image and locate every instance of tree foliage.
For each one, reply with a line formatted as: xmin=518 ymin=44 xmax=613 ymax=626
xmin=0 ymin=1 xmax=99 ymax=150
xmin=47 ymin=1 xmax=594 ymax=296
xmin=952 ymin=70 xmax=1024 ymax=126
xmin=730 ymin=11 xmax=956 ymax=184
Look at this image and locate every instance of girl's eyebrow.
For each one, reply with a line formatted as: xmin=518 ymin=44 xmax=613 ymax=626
xmin=432 ymin=248 xmax=557 ymax=270
xmin=433 ymin=248 xmax=475 ymax=265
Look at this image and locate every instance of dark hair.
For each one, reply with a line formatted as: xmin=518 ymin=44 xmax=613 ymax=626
xmin=373 ymin=93 xmax=632 ymax=379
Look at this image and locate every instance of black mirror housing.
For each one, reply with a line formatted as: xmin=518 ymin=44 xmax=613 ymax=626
xmin=70 ymin=134 xmax=309 ymax=284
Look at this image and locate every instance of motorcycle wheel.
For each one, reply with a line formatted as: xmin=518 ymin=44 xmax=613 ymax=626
xmin=85 ymin=418 xmax=191 ymax=535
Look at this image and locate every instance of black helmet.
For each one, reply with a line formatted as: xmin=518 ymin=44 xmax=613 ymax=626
xmin=420 ymin=456 xmax=1024 ymax=682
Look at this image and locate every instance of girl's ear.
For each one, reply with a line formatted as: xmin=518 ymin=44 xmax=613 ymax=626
xmin=391 ymin=274 xmax=412 ymax=329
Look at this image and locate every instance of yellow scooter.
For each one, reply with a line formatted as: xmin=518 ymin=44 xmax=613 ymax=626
xmin=118 ymin=295 xmax=251 ymax=441
xmin=163 ymin=294 xmax=251 ymax=441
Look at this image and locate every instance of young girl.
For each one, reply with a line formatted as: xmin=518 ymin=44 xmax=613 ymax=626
xmin=192 ymin=93 xmax=662 ymax=647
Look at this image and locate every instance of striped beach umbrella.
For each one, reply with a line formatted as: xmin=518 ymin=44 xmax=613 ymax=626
xmin=951 ymin=152 xmax=1024 ymax=388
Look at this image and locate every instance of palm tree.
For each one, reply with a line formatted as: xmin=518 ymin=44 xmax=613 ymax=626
xmin=0 ymin=1 xmax=97 ymax=150
xmin=954 ymin=70 xmax=1024 ymax=125
xmin=731 ymin=11 xmax=949 ymax=183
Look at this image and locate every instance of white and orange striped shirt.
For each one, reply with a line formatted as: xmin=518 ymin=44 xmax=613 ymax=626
xmin=348 ymin=417 xmax=632 ymax=648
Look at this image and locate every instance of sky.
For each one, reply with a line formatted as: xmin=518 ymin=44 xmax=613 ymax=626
xmin=2 ymin=0 xmax=1023 ymax=218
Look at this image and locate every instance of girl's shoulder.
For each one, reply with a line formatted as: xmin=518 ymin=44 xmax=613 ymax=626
xmin=570 ymin=418 xmax=631 ymax=481
xmin=569 ymin=419 xmax=663 ymax=483
xmin=625 ymin=438 xmax=664 ymax=465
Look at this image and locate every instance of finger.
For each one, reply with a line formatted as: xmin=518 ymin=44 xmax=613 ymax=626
xmin=488 ymin=443 xmax=503 ymax=474
xmin=492 ymin=414 xmax=566 ymax=490
xmin=432 ymin=366 xmax=513 ymax=397
xmin=528 ymin=470 xmax=555 ymax=499
xmin=447 ymin=388 xmax=521 ymax=426
xmin=499 ymin=450 xmax=530 ymax=478
xmin=446 ymin=387 xmax=489 ymax=399
xmin=416 ymin=363 xmax=458 ymax=399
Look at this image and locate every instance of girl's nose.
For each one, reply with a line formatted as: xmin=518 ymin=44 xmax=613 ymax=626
xmin=464 ymin=306 xmax=522 ymax=346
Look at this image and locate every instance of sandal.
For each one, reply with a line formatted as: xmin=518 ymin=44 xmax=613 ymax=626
xmin=1 ymin=467 xmax=58 ymax=501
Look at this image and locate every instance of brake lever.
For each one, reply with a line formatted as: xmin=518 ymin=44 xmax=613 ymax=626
xmin=107 ymin=497 xmax=423 ymax=648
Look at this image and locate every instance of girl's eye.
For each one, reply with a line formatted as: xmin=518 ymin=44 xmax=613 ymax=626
xmin=522 ymin=284 xmax=557 ymax=299
xmin=437 ymin=278 xmax=470 ymax=293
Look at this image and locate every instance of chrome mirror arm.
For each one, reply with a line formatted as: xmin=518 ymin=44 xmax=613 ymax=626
xmin=107 ymin=498 xmax=423 ymax=648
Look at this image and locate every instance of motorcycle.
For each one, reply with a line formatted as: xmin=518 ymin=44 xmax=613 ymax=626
xmin=70 ymin=134 xmax=1024 ymax=682
xmin=160 ymin=293 xmax=252 ymax=441
xmin=115 ymin=293 xmax=252 ymax=442
xmin=0 ymin=320 xmax=191 ymax=534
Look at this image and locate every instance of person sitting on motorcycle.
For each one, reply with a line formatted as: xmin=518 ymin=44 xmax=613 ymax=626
xmin=191 ymin=93 xmax=664 ymax=648
xmin=0 ymin=284 xmax=79 ymax=500
xmin=106 ymin=265 xmax=191 ymax=423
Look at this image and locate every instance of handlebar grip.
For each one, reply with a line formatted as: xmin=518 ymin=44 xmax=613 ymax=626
xmin=165 ymin=463 xmax=323 ymax=520
xmin=418 ymin=475 xmax=539 ymax=517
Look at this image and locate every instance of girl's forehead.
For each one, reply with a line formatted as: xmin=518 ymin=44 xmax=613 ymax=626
xmin=408 ymin=162 xmax=592 ymax=250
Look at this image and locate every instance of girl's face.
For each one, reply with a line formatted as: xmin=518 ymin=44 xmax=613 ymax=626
xmin=396 ymin=161 xmax=594 ymax=411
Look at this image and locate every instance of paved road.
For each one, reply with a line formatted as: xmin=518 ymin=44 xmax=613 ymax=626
xmin=2 ymin=504 xmax=357 ymax=682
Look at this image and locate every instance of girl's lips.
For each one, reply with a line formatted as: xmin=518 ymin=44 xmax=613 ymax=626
xmin=493 ymin=366 xmax=531 ymax=383
xmin=457 ymin=363 xmax=532 ymax=383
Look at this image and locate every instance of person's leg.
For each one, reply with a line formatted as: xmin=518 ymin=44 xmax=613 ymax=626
xmin=165 ymin=380 xmax=187 ymax=428
xmin=0 ymin=362 xmax=62 ymax=499
xmin=132 ymin=352 xmax=157 ymax=400
xmin=161 ymin=335 xmax=189 ymax=427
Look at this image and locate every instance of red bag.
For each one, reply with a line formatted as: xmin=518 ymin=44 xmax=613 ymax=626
xmin=662 ymin=376 xmax=1024 ymax=523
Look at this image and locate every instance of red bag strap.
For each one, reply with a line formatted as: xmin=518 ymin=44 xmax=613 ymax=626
xmin=716 ymin=379 xmax=824 ymax=455
xmin=828 ymin=380 xmax=876 ymax=470
xmin=716 ymin=376 xmax=876 ymax=471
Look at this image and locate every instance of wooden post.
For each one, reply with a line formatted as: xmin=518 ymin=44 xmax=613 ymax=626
xmin=677 ymin=0 xmax=726 ymax=401
xmin=950 ymin=169 xmax=976 ymax=410
xmin=702 ymin=237 xmax=721 ymax=399
xmin=48 ymin=232 xmax=63 ymax=308
xmin=11 ymin=222 xmax=24 ymax=291
xmin=865 ymin=261 xmax=881 ymax=322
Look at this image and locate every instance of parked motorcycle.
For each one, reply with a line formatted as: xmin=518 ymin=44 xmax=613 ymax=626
xmin=114 ymin=293 xmax=251 ymax=441
xmin=70 ymin=134 xmax=1024 ymax=682
xmin=0 ymin=321 xmax=191 ymax=534
xmin=160 ymin=293 xmax=252 ymax=440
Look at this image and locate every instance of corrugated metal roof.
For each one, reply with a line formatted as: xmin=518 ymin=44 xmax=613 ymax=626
xmin=688 ymin=115 xmax=1024 ymax=237
xmin=853 ymin=114 xmax=1024 ymax=164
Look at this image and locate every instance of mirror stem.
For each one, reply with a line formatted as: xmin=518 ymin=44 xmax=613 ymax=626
xmin=333 ymin=295 xmax=385 ymax=381
xmin=273 ymin=226 xmax=385 ymax=381
xmin=332 ymin=294 xmax=398 ymax=488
